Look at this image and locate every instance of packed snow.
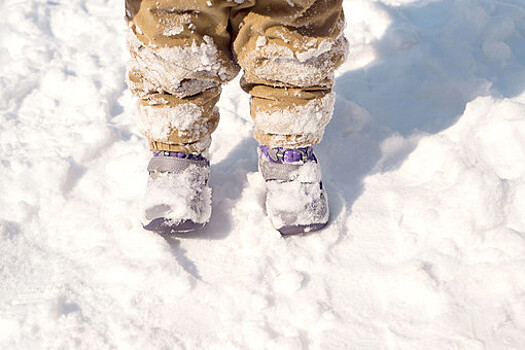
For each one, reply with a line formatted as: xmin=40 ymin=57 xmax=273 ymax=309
xmin=143 ymin=157 xmax=212 ymax=226
xmin=1 ymin=0 xmax=525 ymax=349
xmin=252 ymin=92 xmax=335 ymax=139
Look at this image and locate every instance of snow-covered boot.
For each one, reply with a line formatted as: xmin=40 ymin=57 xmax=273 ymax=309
xmin=142 ymin=151 xmax=211 ymax=234
xmin=258 ymin=145 xmax=329 ymax=235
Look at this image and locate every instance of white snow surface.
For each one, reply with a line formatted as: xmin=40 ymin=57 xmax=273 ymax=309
xmin=1 ymin=0 xmax=525 ymax=349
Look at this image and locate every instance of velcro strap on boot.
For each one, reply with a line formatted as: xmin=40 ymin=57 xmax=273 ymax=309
xmin=259 ymin=158 xmax=322 ymax=183
xmin=148 ymin=156 xmax=209 ymax=174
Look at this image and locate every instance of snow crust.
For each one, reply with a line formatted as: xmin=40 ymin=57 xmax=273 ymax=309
xmin=292 ymin=162 xmax=323 ymax=183
xmin=266 ymin=180 xmax=328 ymax=229
xmin=127 ymin=31 xmax=234 ymax=98
xmin=260 ymin=156 xmax=327 ymax=228
xmin=242 ymin=33 xmax=348 ymax=86
xmin=143 ymin=164 xmax=211 ymax=225
xmin=253 ymin=92 xmax=335 ymax=138
xmin=1 ymin=0 xmax=525 ymax=349
xmin=137 ymin=102 xmax=209 ymax=141
xmin=159 ymin=13 xmax=192 ymax=37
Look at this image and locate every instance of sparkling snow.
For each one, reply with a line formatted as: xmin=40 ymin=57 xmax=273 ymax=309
xmin=1 ymin=0 xmax=525 ymax=348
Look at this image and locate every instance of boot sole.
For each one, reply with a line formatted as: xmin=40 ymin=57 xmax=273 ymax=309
xmin=143 ymin=218 xmax=206 ymax=235
xmin=278 ymin=222 xmax=328 ymax=236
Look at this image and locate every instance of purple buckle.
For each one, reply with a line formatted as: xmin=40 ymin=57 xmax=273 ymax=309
xmin=153 ymin=151 xmax=207 ymax=162
xmin=259 ymin=145 xmax=317 ymax=164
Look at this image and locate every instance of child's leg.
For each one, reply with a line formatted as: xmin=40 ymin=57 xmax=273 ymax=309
xmin=231 ymin=0 xmax=347 ymax=234
xmin=126 ymin=0 xmax=241 ymax=233
xmin=126 ymin=0 xmax=240 ymax=154
xmin=231 ymin=0 xmax=347 ymax=147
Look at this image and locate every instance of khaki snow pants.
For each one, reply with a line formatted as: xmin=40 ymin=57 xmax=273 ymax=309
xmin=126 ymin=0 xmax=347 ymax=153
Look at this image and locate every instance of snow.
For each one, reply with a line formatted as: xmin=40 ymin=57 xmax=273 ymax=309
xmin=243 ymin=30 xmax=348 ymax=87
xmin=143 ymin=161 xmax=211 ymax=225
xmin=127 ymin=32 xmax=233 ymax=98
xmin=1 ymin=0 xmax=525 ymax=349
xmin=138 ymin=102 xmax=207 ymax=141
xmin=160 ymin=13 xmax=192 ymax=37
xmin=266 ymin=179 xmax=328 ymax=229
xmin=252 ymin=92 xmax=334 ymax=138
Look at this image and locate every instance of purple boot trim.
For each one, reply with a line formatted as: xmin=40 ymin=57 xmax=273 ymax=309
xmin=259 ymin=145 xmax=316 ymax=164
xmin=153 ymin=151 xmax=207 ymax=162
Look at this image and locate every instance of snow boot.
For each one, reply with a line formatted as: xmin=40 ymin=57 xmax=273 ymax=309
xmin=142 ymin=151 xmax=211 ymax=234
xmin=258 ymin=145 xmax=329 ymax=235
